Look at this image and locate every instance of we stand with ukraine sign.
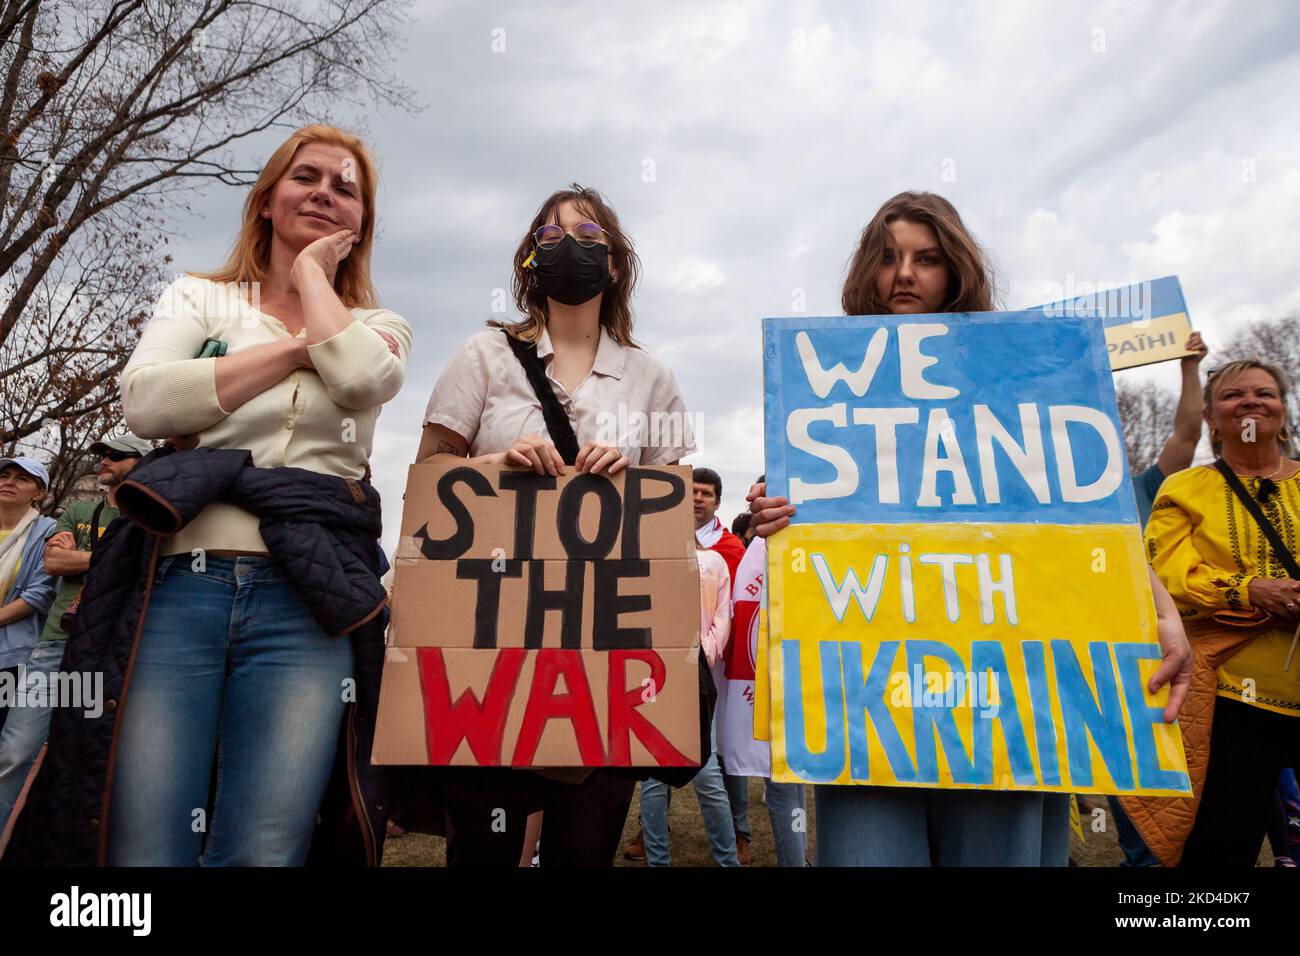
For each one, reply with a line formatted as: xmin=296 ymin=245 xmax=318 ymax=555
xmin=760 ymin=311 xmax=1190 ymax=796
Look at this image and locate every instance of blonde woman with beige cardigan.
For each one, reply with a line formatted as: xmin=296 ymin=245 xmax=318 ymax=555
xmin=107 ymin=125 xmax=410 ymax=866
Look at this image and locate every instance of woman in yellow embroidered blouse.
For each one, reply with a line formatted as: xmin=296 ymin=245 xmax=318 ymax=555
xmin=1145 ymin=358 xmax=1300 ymax=865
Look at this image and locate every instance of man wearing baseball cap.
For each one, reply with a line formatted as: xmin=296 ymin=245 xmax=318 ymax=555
xmin=0 ymin=434 xmax=150 ymax=832
xmin=87 ymin=434 xmax=154 ymax=463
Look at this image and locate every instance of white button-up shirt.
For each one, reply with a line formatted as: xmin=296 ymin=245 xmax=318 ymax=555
xmin=424 ymin=326 xmax=695 ymax=465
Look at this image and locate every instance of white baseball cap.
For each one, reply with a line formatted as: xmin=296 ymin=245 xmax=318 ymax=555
xmin=0 ymin=456 xmax=50 ymax=489
xmin=89 ymin=434 xmax=154 ymax=458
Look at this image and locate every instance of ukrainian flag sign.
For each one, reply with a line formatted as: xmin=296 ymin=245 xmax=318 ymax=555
xmin=760 ymin=311 xmax=1190 ymax=796
xmin=1035 ymin=275 xmax=1194 ymax=371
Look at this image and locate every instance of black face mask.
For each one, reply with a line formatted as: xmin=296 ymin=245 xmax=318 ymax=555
xmin=532 ymin=235 xmax=611 ymax=306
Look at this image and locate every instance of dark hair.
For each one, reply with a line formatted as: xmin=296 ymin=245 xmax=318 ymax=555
xmin=842 ymin=191 xmax=995 ymax=316
xmin=693 ymin=467 xmax=722 ymax=500
xmin=493 ymin=183 xmax=641 ymax=347
xmin=730 ymin=512 xmax=751 ymax=538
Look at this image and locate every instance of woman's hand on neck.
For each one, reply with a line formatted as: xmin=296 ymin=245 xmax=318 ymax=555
xmin=255 ymin=230 xmax=354 ymax=346
xmin=265 ymin=233 xmax=311 ymax=299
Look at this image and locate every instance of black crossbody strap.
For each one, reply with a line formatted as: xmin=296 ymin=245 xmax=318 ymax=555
xmin=502 ymin=330 xmax=581 ymax=465
xmin=88 ymin=499 xmax=107 ymax=550
xmin=1214 ymin=459 xmax=1300 ymax=578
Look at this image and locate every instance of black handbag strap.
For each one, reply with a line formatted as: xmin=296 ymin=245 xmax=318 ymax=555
xmin=502 ymin=330 xmax=581 ymax=465
xmin=1214 ymin=459 xmax=1300 ymax=579
xmin=88 ymin=499 xmax=107 ymax=550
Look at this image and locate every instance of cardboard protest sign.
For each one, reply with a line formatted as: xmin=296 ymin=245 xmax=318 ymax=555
xmin=761 ymin=311 xmax=1190 ymax=796
xmin=374 ymin=463 xmax=702 ymax=768
xmin=1035 ymin=275 xmax=1193 ymax=371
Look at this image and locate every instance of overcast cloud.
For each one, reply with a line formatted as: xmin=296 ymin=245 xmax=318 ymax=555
xmin=161 ymin=0 xmax=1300 ymax=555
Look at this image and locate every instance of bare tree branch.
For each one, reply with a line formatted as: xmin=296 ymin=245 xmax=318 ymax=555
xmin=0 ymin=0 xmax=417 ymax=493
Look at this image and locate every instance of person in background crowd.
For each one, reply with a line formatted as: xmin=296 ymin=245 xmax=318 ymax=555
xmin=630 ymin=468 xmax=741 ymax=867
xmin=746 ymin=191 xmax=1192 ymax=866
xmin=724 ymin=497 xmax=811 ymax=867
xmin=1134 ymin=359 xmax=1300 ymax=866
xmin=416 ymin=184 xmax=694 ymax=867
xmin=6 ymin=124 xmax=409 ymax=867
xmin=1108 ymin=331 xmax=1207 ymax=866
xmin=1267 ymin=769 xmax=1300 ymax=866
xmin=0 ymin=458 xmax=58 ymax=742
xmin=636 ymin=539 xmax=737 ymax=867
xmin=0 ymin=435 xmax=149 ymax=834
xmin=1131 ymin=332 xmax=1208 ymax=521
xmin=691 ymin=468 xmax=747 ymax=584
xmin=694 ymin=470 xmax=754 ymax=863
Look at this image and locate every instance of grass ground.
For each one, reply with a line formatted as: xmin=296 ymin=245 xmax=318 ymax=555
xmin=381 ymin=783 xmax=1273 ymax=867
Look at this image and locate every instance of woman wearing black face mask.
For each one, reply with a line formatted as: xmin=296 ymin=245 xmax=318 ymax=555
xmin=414 ymin=184 xmax=696 ymax=867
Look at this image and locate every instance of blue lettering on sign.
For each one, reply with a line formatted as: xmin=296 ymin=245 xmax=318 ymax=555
xmin=1052 ymin=639 xmax=1134 ymax=790
xmin=781 ymin=639 xmax=845 ymax=782
xmin=905 ymin=640 xmax=979 ymax=785
xmin=779 ymin=636 xmax=1171 ymax=791
xmin=971 ymin=640 xmax=1038 ymax=786
xmin=1022 ymin=641 xmax=1062 ymax=786
xmin=1113 ymin=642 xmax=1190 ymax=792
xmin=841 ymin=640 xmax=919 ymax=783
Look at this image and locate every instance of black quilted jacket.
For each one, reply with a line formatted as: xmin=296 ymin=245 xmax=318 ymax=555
xmin=2 ymin=446 xmax=391 ymax=866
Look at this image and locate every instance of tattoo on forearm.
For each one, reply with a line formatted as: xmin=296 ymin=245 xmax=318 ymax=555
xmin=437 ymin=440 xmax=464 ymax=457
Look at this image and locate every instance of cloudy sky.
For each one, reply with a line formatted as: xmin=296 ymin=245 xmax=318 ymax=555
xmin=165 ymin=0 xmax=1300 ymax=555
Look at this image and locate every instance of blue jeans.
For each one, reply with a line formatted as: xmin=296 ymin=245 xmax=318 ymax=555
xmin=764 ymin=779 xmax=808 ymax=866
xmin=106 ymin=556 xmax=352 ymax=866
xmin=814 ymin=785 xmax=1070 ymax=866
xmin=722 ymin=771 xmax=750 ymax=841
xmin=0 ymin=639 xmax=69 ymax=832
xmin=1279 ymin=769 xmax=1300 ymax=859
xmin=1108 ymin=795 xmax=1157 ymax=867
xmin=642 ymin=744 xmax=739 ymax=866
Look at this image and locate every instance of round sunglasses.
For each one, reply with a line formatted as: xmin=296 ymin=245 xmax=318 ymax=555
xmin=533 ymin=221 xmax=608 ymax=249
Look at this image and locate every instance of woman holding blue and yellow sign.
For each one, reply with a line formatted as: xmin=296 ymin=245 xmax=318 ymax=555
xmin=1133 ymin=358 xmax=1300 ymax=866
xmin=750 ymin=192 xmax=1074 ymax=866
xmin=749 ymin=191 xmax=1193 ymax=867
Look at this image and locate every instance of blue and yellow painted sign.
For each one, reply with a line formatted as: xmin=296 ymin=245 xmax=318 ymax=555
xmin=761 ymin=311 xmax=1190 ymax=795
xmin=1035 ymin=275 xmax=1193 ymax=371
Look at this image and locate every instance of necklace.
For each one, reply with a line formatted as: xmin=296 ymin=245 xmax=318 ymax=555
xmin=1232 ymin=458 xmax=1293 ymax=480
xmin=1257 ymin=459 xmax=1293 ymax=481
